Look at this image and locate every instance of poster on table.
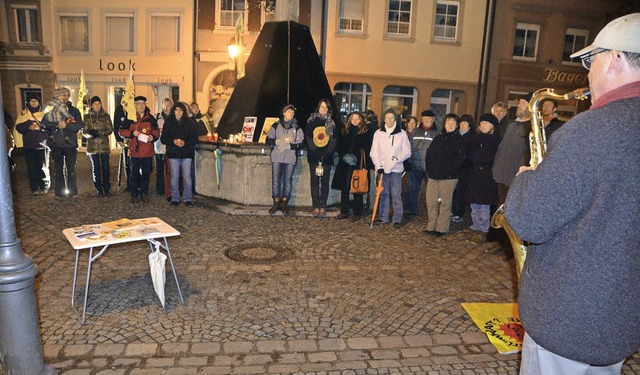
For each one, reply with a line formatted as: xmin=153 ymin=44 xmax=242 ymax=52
xmin=242 ymin=116 xmax=257 ymax=142
xmin=258 ymin=117 xmax=280 ymax=143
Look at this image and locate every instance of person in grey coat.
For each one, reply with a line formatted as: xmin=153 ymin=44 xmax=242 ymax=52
xmin=266 ymin=104 xmax=304 ymax=216
xmin=506 ymin=13 xmax=640 ymax=373
xmin=83 ymin=96 xmax=113 ymax=196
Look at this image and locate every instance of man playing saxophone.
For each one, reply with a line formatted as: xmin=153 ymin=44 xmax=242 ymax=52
xmin=505 ymin=13 xmax=640 ymax=373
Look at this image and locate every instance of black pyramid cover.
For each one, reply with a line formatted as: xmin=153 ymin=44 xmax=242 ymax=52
xmin=216 ymin=21 xmax=342 ymax=141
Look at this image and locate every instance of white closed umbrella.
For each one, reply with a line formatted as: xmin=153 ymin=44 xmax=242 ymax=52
xmin=148 ymin=240 xmax=167 ymax=307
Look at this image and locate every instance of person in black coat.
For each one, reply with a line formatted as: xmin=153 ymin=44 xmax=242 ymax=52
xmin=305 ymin=99 xmax=338 ymax=217
xmin=451 ymin=114 xmax=476 ymax=222
xmin=161 ymin=102 xmax=198 ymax=207
xmin=424 ymin=113 xmax=466 ymax=235
xmin=331 ymin=112 xmax=374 ymax=221
xmin=465 ymin=114 xmax=501 ymax=244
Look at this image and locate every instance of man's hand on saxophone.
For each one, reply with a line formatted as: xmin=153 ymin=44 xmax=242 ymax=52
xmin=516 ymin=165 xmax=535 ymax=176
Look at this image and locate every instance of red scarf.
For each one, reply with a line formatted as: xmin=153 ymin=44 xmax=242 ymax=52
xmin=591 ymin=81 xmax=640 ymax=109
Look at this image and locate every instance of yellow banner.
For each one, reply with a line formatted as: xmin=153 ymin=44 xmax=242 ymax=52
xmin=461 ymin=302 xmax=523 ymax=354
xmin=76 ymin=69 xmax=86 ymax=120
xmin=121 ymin=69 xmax=137 ymax=122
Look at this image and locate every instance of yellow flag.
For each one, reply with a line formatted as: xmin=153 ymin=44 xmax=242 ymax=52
xmin=121 ymin=69 xmax=137 ymax=121
xmin=76 ymin=69 xmax=87 ymax=120
xmin=235 ymin=15 xmax=245 ymax=79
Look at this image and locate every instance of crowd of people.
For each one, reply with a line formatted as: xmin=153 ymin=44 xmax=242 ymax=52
xmin=7 ymin=90 xmax=213 ymax=207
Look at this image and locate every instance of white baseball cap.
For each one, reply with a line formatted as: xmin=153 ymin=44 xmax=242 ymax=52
xmin=570 ymin=13 xmax=640 ymax=58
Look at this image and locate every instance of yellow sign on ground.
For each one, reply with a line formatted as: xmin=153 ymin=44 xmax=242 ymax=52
xmin=461 ymin=302 xmax=523 ymax=354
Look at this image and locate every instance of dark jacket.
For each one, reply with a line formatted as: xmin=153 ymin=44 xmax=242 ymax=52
xmin=118 ymin=108 xmax=159 ymax=158
xmin=331 ymin=124 xmax=374 ymax=191
xmin=15 ymin=108 xmax=47 ymax=150
xmin=492 ymin=120 xmax=531 ymax=187
xmin=41 ymin=103 xmax=82 ymax=149
xmin=112 ymin=106 xmax=127 ymax=143
xmin=161 ymin=116 xmax=199 ymax=159
xmin=464 ymin=132 xmax=500 ymax=205
xmin=544 ymin=117 xmax=564 ymax=140
xmin=83 ymin=109 xmax=113 ymax=154
xmin=305 ymin=113 xmax=338 ymax=166
xmin=424 ymin=130 xmax=465 ymax=180
xmin=505 ymin=96 xmax=640 ymax=365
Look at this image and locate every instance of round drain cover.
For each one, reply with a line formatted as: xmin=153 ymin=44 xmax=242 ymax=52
xmin=225 ymin=243 xmax=295 ymax=264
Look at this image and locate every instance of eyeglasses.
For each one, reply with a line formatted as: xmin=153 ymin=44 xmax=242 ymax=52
xmin=581 ymin=49 xmax=607 ymax=70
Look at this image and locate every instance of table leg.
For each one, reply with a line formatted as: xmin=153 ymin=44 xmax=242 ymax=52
xmin=163 ymin=237 xmax=184 ymax=304
xmin=81 ymin=247 xmax=94 ymax=325
xmin=71 ymin=250 xmax=80 ymax=307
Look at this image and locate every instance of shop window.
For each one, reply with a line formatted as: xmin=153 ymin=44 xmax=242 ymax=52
xmin=333 ymin=82 xmax=372 ymax=122
xmin=513 ymin=23 xmax=539 ymax=61
xmin=382 ymin=85 xmax=417 ymax=121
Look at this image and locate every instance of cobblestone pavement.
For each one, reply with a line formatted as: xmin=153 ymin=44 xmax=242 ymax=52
xmin=4 ymin=152 xmax=639 ymax=374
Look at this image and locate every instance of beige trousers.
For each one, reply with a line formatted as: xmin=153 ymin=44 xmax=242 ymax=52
xmin=425 ymin=178 xmax=458 ymax=233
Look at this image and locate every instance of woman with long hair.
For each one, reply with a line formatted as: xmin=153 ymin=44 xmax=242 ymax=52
xmin=83 ymin=96 xmax=113 ymax=196
xmin=305 ymin=99 xmax=338 ymax=217
xmin=161 ymin=102 xmax=199 ymax=207
xmin=331 ymin=112 xmax=374 ymax=221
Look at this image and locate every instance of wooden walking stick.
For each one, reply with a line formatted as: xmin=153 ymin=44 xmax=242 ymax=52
xmin=370 ymin=171 xmax=384 ymax=228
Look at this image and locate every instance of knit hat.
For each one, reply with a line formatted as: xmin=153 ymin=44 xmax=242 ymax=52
xmin=134 ymin=95 xmax=147 ymax=102
xmin=90 ymin=96 xmax=101 ymax=105
xmin=521 ymin=92 xmax=533 ymax=102
xmin=421 ymin=110 xmax=435 ymax=117
xmin=53 ymin=87 xmax=69 ymax=98
xmin=479 ymin=113 xmax=499 ymax=127
xmin=459 ymin=114 xmax=475 ymax=128
xmin=282 ymin=104 xmax=296 ymax=113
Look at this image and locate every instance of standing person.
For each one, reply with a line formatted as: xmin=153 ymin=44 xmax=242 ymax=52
xmin=451 ymin=114 xmax=475 ymax=222
xmin=155 ymin=98 xmax=173 ymax=196
xmin=161 ymin=102 xmax=198 ymax=207
xmin=266 ymin=104 xmax=304 ymax=216
xmin=41 ymin=87 xmax=82 ymax=199
xmin=404 ymin=110 xmax=438 ymax=218
xmin=113 ymin=105 xmax=131 ymax=192
xmin=305 ymin=99 xmax=338 ymax=218
xmin=83 ymin=96 xmax=113 ymax=196
xmin=118 ymin=96 xmax=159 ymax=204
xmin=370 ymin=108 xmax=411 ymax=228
xmin=465 ymin=114 xmax=500 ymax=244
xmin=405 ymin=116 xmax=418 ymax=134
xmin=205 ymin=106 xmax=216 ymax=131
xmin=424 ymin=113 xmax=465 ymax=236
xmin=331 ymin=112 xmax=374 ymax=220
xmin=15 ymin=94 xmax=50 ymax=195
xmin=490 ymin=93 xmax=531 ymax=255
xmin=540 ymin=98 xmax=564 ymax=140
xmin=491 ymin=102 xmax=509 ymax=138
xmin=505 ymin=13 xmax=640 ymax=373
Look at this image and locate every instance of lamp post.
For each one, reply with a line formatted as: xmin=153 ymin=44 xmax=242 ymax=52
xmin=0 ymin=82 xmax=56 ymax=374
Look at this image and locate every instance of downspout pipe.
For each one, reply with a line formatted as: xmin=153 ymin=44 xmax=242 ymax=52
xmin=475 ymin=0 xmax=496 ymax=119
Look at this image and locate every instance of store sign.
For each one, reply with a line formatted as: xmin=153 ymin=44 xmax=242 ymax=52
xmin=543 ymin=68 xmax=587 ymax=85
xmin=99 ymin=59 xmax=136 ymax=72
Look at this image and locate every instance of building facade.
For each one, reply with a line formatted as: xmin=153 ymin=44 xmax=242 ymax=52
xmin=325 ymin=0 xmax=489 ymax=125
xmin=1 ymin=0 xmax=194 ymax=129
xmin=483 ymin=0 xmax=635 ymax=119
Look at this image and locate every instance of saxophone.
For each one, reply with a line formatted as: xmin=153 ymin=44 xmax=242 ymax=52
xmin=491 ymin=87 xmax=590 ymax=279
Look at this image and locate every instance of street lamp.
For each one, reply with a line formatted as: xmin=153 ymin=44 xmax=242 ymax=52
xmin=227 ymin=37 xmax=238 ymax=85
xmin=0 ymin=84 xmax=56 ymax=373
